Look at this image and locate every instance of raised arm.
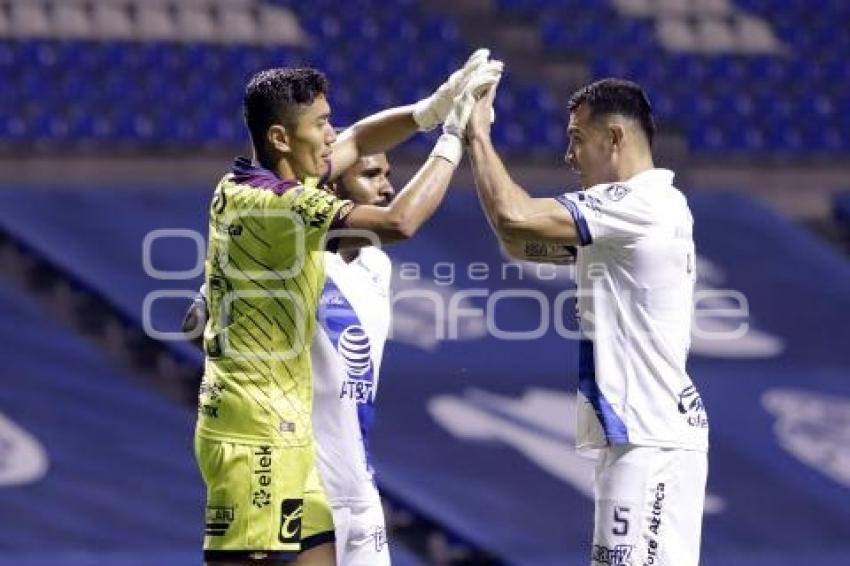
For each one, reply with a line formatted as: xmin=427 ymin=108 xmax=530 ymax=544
xmin=338 ymin=150 xmax=458 ymax=245
xmin=335 ymin=60 xmax=504 ymax=249
xmin=328 ymin=49 xmax=491 ymax=180
xmin=466 ymin=86 xmax=580 ymax=263
xmin=328 ymin=106 xmax=419 ymax=180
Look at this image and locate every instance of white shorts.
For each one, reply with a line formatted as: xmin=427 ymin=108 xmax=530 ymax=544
xmin=591 ymin=444 xmax=707 ymax=566
xmin=331 ymin=490 xmax=390 ymax=566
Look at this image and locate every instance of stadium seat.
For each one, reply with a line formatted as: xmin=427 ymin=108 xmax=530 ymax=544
xmin=8 ymin=2 xmax=51 ymax=38
xmin=257 ymin=5 xmax=307 ymax=45
xmin=833 ymin=192 xmax=850 ymax=235
xmin=52 ymin=2 xmax=92 ymax=39
xmin=0 ymin=0 xmax=846 ymax=155
xmin=217 ymin=7 xmax=259 ymax=44
xmin=175 ymin=5 xmax=217 ymax=42
xmin=92 ymin=3 xmax=134 ymax=40
xmin=136 ymin=5 xmax=177 ymax=41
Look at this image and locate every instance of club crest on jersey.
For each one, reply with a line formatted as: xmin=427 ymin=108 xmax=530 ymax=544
xmin=337 ymin=325 xmax=375 ymax=404
xmin=605 ymin=184 xmax=631 ymax=201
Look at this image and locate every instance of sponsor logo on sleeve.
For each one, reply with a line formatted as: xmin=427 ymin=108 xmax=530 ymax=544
xmin=578 ymin=191 xmax=604 ymax=216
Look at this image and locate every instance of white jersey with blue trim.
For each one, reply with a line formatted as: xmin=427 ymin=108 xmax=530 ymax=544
xmin=556 ymin=168 xmax=709 ymax=454
xmin=313 ymin=246 xmax=392 ymax=505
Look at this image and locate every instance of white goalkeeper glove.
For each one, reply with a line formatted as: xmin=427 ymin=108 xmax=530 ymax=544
xmin=430 ymin=60 xmax=503 ymax=165
xmin=413 ymin=48 xmax=490 ymax=131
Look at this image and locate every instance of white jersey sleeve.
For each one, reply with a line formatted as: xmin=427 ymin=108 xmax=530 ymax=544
xmin=555 ymin=182 xmax=652 ymax=245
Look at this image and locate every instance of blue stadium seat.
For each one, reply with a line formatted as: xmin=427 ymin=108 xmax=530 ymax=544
xmin=0 ymin=0 xmax=846 ymax=155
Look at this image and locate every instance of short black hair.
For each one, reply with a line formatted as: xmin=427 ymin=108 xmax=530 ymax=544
xmin=567 ymin=78 xmax=655 ymax=145
xmin=243 ymin=67 xmax=329 ymax=152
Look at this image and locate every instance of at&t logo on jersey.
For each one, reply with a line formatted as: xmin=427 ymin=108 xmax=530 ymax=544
xmin=337 ymin=325 xmax=374 ymax=404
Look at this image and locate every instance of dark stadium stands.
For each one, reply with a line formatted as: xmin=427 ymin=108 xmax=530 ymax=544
xmin=0 ymin=278 xmax=204 ymax=565
xmin=1 ymin=0 xmax=846 ymax=155
xmin=0 ymin=0 xmax=561 ymax=153
xmin=834 ymin=191 xmax=850 ymax=231
xmin=0 ymin=188 xmax=432 ymax=565
xmin=497 ymin=0 xmax=850 ymax=153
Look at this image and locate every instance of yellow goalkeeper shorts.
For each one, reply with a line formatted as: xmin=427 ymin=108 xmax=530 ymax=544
xmin=195 ymin=435 xmax=334 ymax=562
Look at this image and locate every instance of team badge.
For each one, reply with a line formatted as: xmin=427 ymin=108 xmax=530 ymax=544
xmin=605 ymin=184 xmax=631 ymax=201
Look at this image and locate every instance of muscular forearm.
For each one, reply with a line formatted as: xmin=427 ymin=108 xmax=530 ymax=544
xmin=383 ymin=156 xmax=456 ymax=239
xmin=350 ymin=105 xmax=419 ymax=156
xmin=468 ymin=132 xmax=532 ymax=239
xmin=467 ymin=131 xmax=580 ymax=260
xmin=341 ymin=155 xmax=456 ymax=246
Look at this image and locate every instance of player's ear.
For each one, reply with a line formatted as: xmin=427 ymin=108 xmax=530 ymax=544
xmin=610 ymin=123 xmax=626 ymax=149
xmin=267 ymin=124 xmax=291 ymax=153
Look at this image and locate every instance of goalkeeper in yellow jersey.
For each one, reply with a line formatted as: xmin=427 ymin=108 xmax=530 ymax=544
xmin=196 ymin=52 xmax=502 ymax=566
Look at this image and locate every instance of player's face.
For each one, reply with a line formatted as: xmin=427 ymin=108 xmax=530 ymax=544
xmin=565 ymin=103 xmax=616 ymax=188
xmin=338 ymin=154 xmax=395 ymax=206
xmin=287 ymin=94 xmax=336 ymax=179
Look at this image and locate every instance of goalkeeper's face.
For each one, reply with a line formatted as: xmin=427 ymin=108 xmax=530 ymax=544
xmin=285 ymin=94 xmax=336 ymax=179
xmin=565 ymin=104 xmax=616 ymax=188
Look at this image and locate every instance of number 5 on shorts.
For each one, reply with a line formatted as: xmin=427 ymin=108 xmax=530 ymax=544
xmin=612 ymin=506 xmax=630 ymax=536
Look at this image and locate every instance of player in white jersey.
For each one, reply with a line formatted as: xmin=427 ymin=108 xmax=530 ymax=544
xmin=313 ymin=153 xmax=394 ymax=565
xmin=465 ymin=78 xmax=709 ymax=566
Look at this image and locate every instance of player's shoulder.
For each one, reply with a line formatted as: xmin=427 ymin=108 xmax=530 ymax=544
xmin=586 ymin=181 xmax=635 ymax=203
xmin=226 ymin=157 xmax=302 ymax=199
xmin=585 ymin=177 xmax=653 ymax=207
xmin=589 ymin=169 xmax=685 ymax=211
xmin=324 ymin=247 xmax=391 ymax=280
xmin=581 ymin=181 xmax=648 ymax=216
xmin=356 ymin=247 xmax=392 ymax=292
